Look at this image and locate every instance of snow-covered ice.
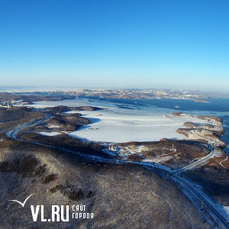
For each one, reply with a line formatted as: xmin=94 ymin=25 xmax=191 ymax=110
xmin=29 ymin=98 xmax=207 ymax=143
xmin=70 ymin=108 xmax=205 ymax=143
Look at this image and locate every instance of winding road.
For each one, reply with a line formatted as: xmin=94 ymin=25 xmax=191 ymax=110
xmin=171 ymin=148 xmax=215 ymax=174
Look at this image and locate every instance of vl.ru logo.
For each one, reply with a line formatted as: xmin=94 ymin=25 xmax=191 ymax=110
xmin=9 ymin=194 xmax=94 ymax=222
xmin=30 ymin=205 xmax=70 ymax=222
xmin=9 ymin=193 xmax=34 ymax=207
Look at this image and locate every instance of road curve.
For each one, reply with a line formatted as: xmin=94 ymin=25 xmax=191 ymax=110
xmin=6 ymin=113 xmax=52 ymax=140
xmin=171 ymin=149 xmax=215 ymax=174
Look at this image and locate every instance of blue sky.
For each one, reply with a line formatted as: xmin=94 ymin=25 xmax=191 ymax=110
xmin=1 ymin=0 xmax=229 ymax=92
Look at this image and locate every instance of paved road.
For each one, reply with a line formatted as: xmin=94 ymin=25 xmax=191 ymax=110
xmin=171 ymin=149 xmax=215 ymax=174
xmin=172 ymin=175 xmax=229 ymax=229
xmin=6 ymin=113 xmax=52 ymax=140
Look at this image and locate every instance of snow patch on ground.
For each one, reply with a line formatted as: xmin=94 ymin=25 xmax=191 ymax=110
xmin=223 ymin=206 xmax=229 ymax=218
xmin=64 ymin=111 xmax=79 ymax=114
xmin=39 ymin=132 xmax=60 ymax=136
xmin=47 ymin=124 xmax=60 ymax=129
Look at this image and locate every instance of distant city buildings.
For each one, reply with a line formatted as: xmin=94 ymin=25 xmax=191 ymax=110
xmin=0 ymin=88 xmax=227 ymax=105
xmin=65 ymin=88 xmax=220 ymax=101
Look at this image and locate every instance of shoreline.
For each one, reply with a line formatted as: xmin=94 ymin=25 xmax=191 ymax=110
xmin=171 ymin=112 xmax=225 ymax=148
